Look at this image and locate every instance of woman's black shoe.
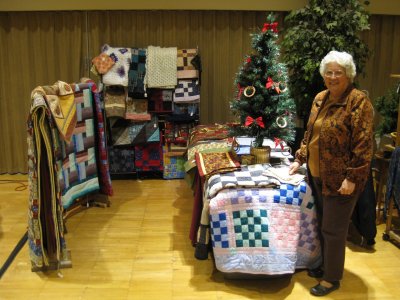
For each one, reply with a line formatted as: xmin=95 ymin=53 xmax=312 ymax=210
xmin=307 ymin=268 xmax=324 ymax=278
xmin=310 ymin=281 xmax=340 ymax=296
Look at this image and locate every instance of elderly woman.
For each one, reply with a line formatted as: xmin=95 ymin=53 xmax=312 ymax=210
xmin=289 ymin=50 xmax=374 ymax=296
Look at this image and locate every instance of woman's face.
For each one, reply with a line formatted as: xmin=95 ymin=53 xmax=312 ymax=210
xmin=323 ymin=62 xmax=351 ymax=97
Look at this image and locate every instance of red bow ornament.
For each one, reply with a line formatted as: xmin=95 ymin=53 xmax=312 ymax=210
xmin=265 ymin=77 xmax=281 ymax=94
xmin=245 ymin=116 xmax=265 ymax=128
xmin=262 ymin=22 xmax=278 ymax=33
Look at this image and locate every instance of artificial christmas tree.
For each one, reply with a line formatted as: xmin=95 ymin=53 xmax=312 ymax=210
xmin=229 ymin=14 xmax=296 ymax=160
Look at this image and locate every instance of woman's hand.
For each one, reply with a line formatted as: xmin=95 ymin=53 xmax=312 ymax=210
xmin=288 ymin=161 xmax=301 ymax=175
xmin=338 ymin=178 xmax=355 ymax=195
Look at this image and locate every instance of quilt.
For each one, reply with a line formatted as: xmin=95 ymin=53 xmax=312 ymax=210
xmin=108 ymin=146 xmax=135 ymax=174
xmin=173 ymin=79 xmax=200 ymax=103
xmin=134 ymin=142 xmax=163 ymax=171
xmin=128 ymin=48 xmax=147 ymax=98
xmin=177 ymin=48 xmax=199 ymax=79
xmin=81 ymin=78 xmax=113 ymax=196
xmin=27 ymin=85 xmax=70 ymax=271
xmin=195 ymin=151 xmax=240 ymax=178
xmin=209 ymin=182 xmax=321 ymax=274
xmin=56 ymin=83 xmax=100 ymax=209
xmin=125 ymin=98 xmax=151 ymax=121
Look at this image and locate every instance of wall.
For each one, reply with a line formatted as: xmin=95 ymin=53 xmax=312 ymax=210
xmin=0 ymin=0 xmax=400 ymax=15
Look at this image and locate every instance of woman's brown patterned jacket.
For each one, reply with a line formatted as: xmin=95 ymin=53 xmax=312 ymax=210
xmin=295 ymin=86 xmax=374 ymax=196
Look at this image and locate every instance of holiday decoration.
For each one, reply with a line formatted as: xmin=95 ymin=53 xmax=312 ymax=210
xmin=229 ymin=14 xmax=296 ymax=148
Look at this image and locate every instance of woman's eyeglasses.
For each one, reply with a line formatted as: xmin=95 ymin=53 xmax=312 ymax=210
xmin=324 ymin=70 xmax=344 ymax=78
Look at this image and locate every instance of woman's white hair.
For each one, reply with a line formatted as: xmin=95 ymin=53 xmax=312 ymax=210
xmin=319 ymin=50 xmax=356 ymax=82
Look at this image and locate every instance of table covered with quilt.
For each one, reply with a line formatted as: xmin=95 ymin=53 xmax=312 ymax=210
xmin=195 ymin=164 xmax=321 ymax=275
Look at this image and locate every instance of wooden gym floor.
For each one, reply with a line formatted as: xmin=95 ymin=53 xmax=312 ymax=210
xmin=0 ymin=174 xmax=399 ymax=300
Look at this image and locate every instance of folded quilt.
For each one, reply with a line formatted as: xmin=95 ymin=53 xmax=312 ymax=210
xmin=147 ymin=88 xmax=174 ymax=112
xmin=205 ymin=164 xmax=280 ymax=199
xmin=104 ymin=85 xmax=127 ymax=118
xmin=195 ymin=151 xmax=240 ymax=178
xmin=111 ymin=116 xmax=159 ymax=145
xmin=263 ymin=166 xmax=305 ymax=185
xmin=128 ymin=48 xmax=147 ymax=98
xmin=102 ymin=44 xmax=132 ymax=87
xmin=145 ymin=45 xmax=177 ymax=89
xmin=188 ymin=124 xmax=230 ymax=147
xmin=173 ymin=79 xmax=200 ymax=103
xmin=27 ymin=89 xmax=69 ymax=271
xmin=177 ymin=48 xmax=199 ymax=79
xmin=31 ymin=81 xmax=77 ymax=143
xmin=125 ymin=98 xmax=151 ymax=121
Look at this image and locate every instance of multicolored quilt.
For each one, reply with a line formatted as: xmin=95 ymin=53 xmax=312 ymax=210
xmin=81 ymin=79 xmax=113 ymax=196
xmin=209 ymin=182 xmax=321 ymax=274
xmin=27 ymin=84 xmax=71 ymax=271
xmin=195 ymin=151 xmax=240 ymax=178
xmin=177 ymin=48 xmax=199 ymax=79
xmin=134 ymin=142 xmax=163 ymax=171
xmin=195 ymin=164 xmax=321 ymax=274
xmin=173 ymin=79 xmax=200 ymax=103
xmin=128 ymin=48 xmax=147 ymax=98
xmin=188 ymin=124 xmax=230 ymax=146
xmin=56 ymin=83 xmax=100 ymax=209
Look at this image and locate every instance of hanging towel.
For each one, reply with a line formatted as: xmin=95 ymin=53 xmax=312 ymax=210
xmin=145 ymin=46 xmax=177 ymax=89
xmin=102 ymin=44 xmax=131 ymax=87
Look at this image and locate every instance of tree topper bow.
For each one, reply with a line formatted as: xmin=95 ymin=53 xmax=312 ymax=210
xmin=262 ymin=22 xmax=278 ymax=33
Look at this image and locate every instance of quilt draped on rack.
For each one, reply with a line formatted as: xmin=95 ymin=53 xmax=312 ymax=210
xmin=27 ymin=82 xmax=73 ymax=271
xmin=27 ymin=80 xmax=110 ymax=271
xmin=56 ymin=83 xmax=101 ymax=209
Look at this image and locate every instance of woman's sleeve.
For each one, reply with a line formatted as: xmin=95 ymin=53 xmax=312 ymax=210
xmin=346 ymin=94 xmax=374 ymax=188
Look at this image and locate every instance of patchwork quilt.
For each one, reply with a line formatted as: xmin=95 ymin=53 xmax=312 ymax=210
xmin=196 ymin=164 xmax=321 ymax=274
xmin=209 ymin=182 xmax=321 ymax=274
xmin=128 ymin=48 xmax=147 ymax=98
xmin=177 ymin=48 xmax=199 ymax=79
xmin=173 ymin=79 xmax=200 ymax=103
xmin=56 ymin=83 xmax=100 ymax=209
xmin=134 ymin=142 xmax=163 ymax=171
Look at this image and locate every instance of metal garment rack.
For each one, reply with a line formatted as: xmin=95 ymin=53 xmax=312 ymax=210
xmin=383 ymin=74 xmax=400 ymax=244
